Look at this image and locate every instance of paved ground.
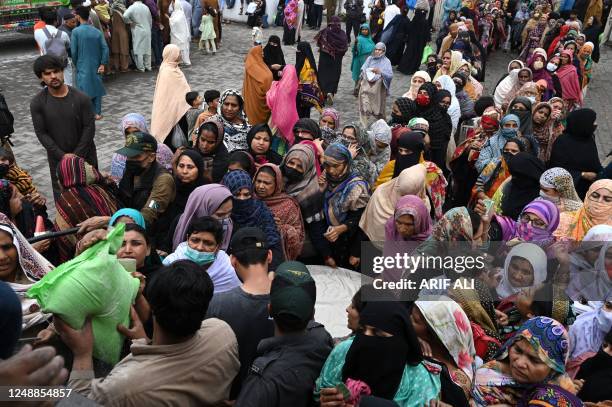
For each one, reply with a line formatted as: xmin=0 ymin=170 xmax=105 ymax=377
xmin=0 ymin=24 xmax=610 ymax=215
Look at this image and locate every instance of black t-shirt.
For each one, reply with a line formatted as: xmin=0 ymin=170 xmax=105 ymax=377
xmin=206 ymin=286 xmax=274 ymax=399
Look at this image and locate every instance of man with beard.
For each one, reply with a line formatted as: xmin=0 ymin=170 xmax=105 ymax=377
xmin=30 ymin=55 xmax=97 ymax=200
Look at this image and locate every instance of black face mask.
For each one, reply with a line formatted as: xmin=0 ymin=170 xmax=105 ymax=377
xmin=126 ymin=160 xmax=146 ymax=176
xmin=389 ymin=113 xmax=406 ymax=125
xmin=0 ymin=163 xmax=9 ymax=179
xmin=282 ymin=166 xmax=303 ymax=182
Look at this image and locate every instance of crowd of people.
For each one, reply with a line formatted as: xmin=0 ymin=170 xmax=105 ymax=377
xmin=0 ymin=0 xmax=611 ymax=404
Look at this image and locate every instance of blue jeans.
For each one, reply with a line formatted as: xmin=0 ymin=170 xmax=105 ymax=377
xmin=192 ymin=0 xmax=202 ymax=37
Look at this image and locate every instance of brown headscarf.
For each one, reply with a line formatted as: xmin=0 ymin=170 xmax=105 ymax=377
xmin=242 ymin=45 xmax=273 ymax=125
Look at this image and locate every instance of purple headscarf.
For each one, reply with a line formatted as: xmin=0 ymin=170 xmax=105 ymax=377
xmin=384 ymin=195 xmax=432 ymax=241
xmin=496 ymin=199 xmax=560 ymax=249
xmin=172 ymin=184 xmax=233 ymax=250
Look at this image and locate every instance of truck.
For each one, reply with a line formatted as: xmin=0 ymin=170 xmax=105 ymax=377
xmin=0 ymin=0 xmax=64 ymax=33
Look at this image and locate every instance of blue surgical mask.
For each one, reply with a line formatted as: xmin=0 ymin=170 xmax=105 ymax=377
xmin=184 ymin=246 xmax=216 ymax=265
xmin=546 ymin=62 xmax=558 ymax=72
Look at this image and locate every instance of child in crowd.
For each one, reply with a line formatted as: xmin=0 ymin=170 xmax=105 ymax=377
xmin=185 ymin=91 xmax=204 ymax=136
xmin=251 ymin=16 xmax=263 ymax=45
xmin=199 ymin=7 xmax=217 ymax=54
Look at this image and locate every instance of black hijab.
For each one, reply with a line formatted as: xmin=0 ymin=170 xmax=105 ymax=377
xmin=296 ymin=41 xmax=318 ymax=77
xmin=501 ymin=152 xmax=545 ymax=219
xmin=508 ymin=97 xmax=533 ymax=135
xmin=246 ymin=123 xmax=282 ymax=165
xmin=390 ymin=97 xmax=417 ymax=126
xmin=416 ymin=82 xmax=452 ymax=149
xmin=342 ymin=301 xmax=422 ymax=400
xmin=293 ymin=118 xmax=322 ymax=142
xmin=576 ymin=330 xmax=612 ymax=402
xmin=393 ymin=131 xmax=425 ymax=178
xmin=195 ymin=120 xmax=229 ymax=183
xmin=174 ymin=149 xmax=205 ymax=206
xmin=263 ymin=35 xmax=285 ymax=80
xmin=583 ymin=19 xmax=602 ymax=63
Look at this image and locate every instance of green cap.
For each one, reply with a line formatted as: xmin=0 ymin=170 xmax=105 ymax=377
xmin=270 ymin=261 xmax=316 ymax=323
xmin=116 ymin=132 xmax=158 ymax=158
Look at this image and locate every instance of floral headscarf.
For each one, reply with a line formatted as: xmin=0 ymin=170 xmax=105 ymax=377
xmin=539 ymin=167 xmax=582 ymax=212
xmin=416 ymin=298 xmax=477 ymax=381
xmin=430 ymin=207 xmax=473 ymax=242
xmin=320 ymin=107 xmax=340 ymax=130
xmin=215 ymin=89 xmax=250 ymax=152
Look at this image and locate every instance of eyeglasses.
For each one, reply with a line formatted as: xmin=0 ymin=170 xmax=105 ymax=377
xmin=519 ymin=213 xmax=547 ymax=229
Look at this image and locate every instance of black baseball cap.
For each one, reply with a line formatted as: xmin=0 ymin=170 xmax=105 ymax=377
xmin=116 ymin=131 xmax=158 ymax=158
xmin=270 ymin=261 xmax=316 ymax=323
xmin=229 ymin=227 xmax=269 ymax=253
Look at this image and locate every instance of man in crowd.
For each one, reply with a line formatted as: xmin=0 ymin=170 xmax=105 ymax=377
xmin=122 ymin=0 xmax=153 ymax=72
xmin=30 ymin=55 xmax=97 ymax=199
xmin=71 ymin=5 xmax=109 ymax=120
xmin=206 ymin=227 xmax=275 ymax=400
xmin=34 ymin=7 xmax=72 ymax=85
xmin=56 ymin=261 xmax=240 ymax=405
xmin=439 ymin=22 xmax=459 ymax=56
xmin=115 ymin=132 xmax=175 ymax=230
xmin=235 ymin=260 xmax=333 ymax=406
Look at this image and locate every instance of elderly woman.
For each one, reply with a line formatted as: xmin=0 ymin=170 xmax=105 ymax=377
xmin=321 ymin=143 xmax=370 ymax=269
xmin=367 ymin=119 xmax=391 ymax=174
xmin=402 ymin=70 xmax=431 ymax=100
xmin=495 ymin=243 xmax=548 ymax=299
xmin=471 ymin=316 xmax=577 ymax=406
xmin=340 ymin=123 xmax=377 ymax=186
xmin=493 ymin=67 xmax=532 ymax=110
xmin=384 ymin=194 xmax=432 ymax=242
xmin=357 ymin=42 xmax=393 ymax=127
xmin=253 ymin=163 xmax=305 ymax=260
xmin=213 ymin=89 xmax=251 ymax=152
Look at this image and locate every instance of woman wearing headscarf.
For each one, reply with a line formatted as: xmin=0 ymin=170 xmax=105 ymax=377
xmin=0 ymin=214 xmax=53 ymax=333
xmin=242 ymin=45 xmax=274 ymax=126
xmin=493 ymin=60 xmax=524 ymax=96
xmin=434 ymin=49 xmax=463 ymax=80
xmin=415 ymin=82 xmax=452 ymax=172
xmin=397 ymin=3 xmax=429 ymax=75
xmin=519 ymin=13 xmax=548 ymax=63
xmin=246 ymin=123 xmax=282 ymax=166
xmin=568 ymin=296 xmax=612 ymax=378
xmin=583 ymin=17 xmax=601 ymax=63
xmin=321 ymin=143 xmax=369 ymax=268
xmin=413 ymin=299 xmax=477 ymax=405
xmin=295 ymin=41 xmax=325 ymax=118
xmin=351 ymin=24 xmax=375 ymax=95
xmin=253 ymin=163 xmax=305 ymax=260
xmin=556 ymin=49 xmax=582 ymax=110
xmin=539 ymin=167 xmax=582 ymax=215
xmin=155 ymin=149 xmax=205 ymax=251
xmin=360 ymin=164 xmax=428 ymax=243
xmin=575 ymin=328 xmax=612 ymax=402
xmin=434 ymin=75 xmax=461 ymax=133
xmin=471 ymin=139 xmax=524 ymax=204
xmin=367 ymin=119 xmax=391 ymax=174
xmin=528 ymin=48 xmax=555 ymax=101
xmin=375 ymin=130 xmax=447 ymax=219
xmin=548 ymin=108 xmax=602 ymax=199
xmin=315 ymin=16 xmax=348 ymax=103
xmin=221 ymin=169 xmax=285 ymax=269
xmin=557 ymin=179 xmax=612 ymax=241
xmin=214 ymin=89 xmax=251 ymax=152
xmin=54 ymin=156 xmax=119 ymax=262
xmin=471 ymin=316 xmax=577 ymax=406
xmin=357 ymin=42 xmax=393 ymax=128
xmin=402 ymin=71 xmax=431 ymax=100
xmin=315 ymin=301 xmax=441 ymax=405
xmin=475 ymin=114 xmax=521 ymax=172
xmin=493 ymin=67 xmax=532 ymax=110
xmin=109 ymin=0 xmax=129 ymax=73
xmin=169 ymin=0 xmax=191 ymax=66
xmin=150 ymin=44 xmax=191 ymax=147
xmin=319 ymin=107 xmax=340 ymax=132
xmin=451 ymin=71 xmax=476 ymax=119
xmin=340 ymin=123 xmax=377 ymax=185
xmin=281 ymin=143 xmax=329 ymax=260
xmin=494 ymin=153 xmax=546 ymax=220
xmin=506 ymin=97 xmax=540 ymax=156
xmin=228 ymin=150 xmax=256 ymax=176
xmin=171 ymin=183 xmax=233 ymax=251
xmin=266 ymin=65 xmax=299 ymax=154
xmin=495 ymin=243 xmax=548 ymax=299
xmin=109 ymin=207 xmax=146 ymax=229
xmin=567 ymin=225 xmax=612 ymax=303
xmin=193 ymin=119 xmax=229 ymax=182
xmin=577 ymin=42 xmax=594 ymax=96
xmin=383 ymin=194 xmax=432 ymax=242
xmin=262 ymin=35 xmax=286 ymax=81
xmin=529 ymin=102 xmax=556 ymax=163
xmin=389 ymin=97 xmax=417 ymax=127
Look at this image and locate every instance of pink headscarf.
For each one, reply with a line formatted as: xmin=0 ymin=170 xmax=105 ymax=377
xmin=266 ymin=65 xmax=299 ymax=145
xmin=556 ymin=50 xmax=583 ymax=106
xmin=295 ymin=140 xmax=322 ymax=175
xmin=384 ymin=195 xmax=432 ymax=241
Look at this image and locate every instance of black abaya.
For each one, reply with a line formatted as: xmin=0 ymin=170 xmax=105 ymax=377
xmin=382 ymin=14 xmax=411 ymax=66
xmin=398 ymin=9 xmax=428 ymax=75
xmin=318 ymin=50 xmax=343 ymax=95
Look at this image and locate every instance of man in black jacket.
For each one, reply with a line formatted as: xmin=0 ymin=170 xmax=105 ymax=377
xmin=235 ymin=261 xmax=333 ymax=407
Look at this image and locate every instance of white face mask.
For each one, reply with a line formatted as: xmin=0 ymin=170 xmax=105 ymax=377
xmin=526 ymin=96 xmax=537 ymax=104
xmin=547 ymin=63 xmax=558 ymax=72
xmin=533 ymin=60 xmax=544 ymax=70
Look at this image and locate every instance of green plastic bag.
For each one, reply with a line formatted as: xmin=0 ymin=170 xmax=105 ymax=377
xmin=421 ymin=44 xmax=434 ymax=65
xmin=28 ymin=223 xmax=139 ymax=365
